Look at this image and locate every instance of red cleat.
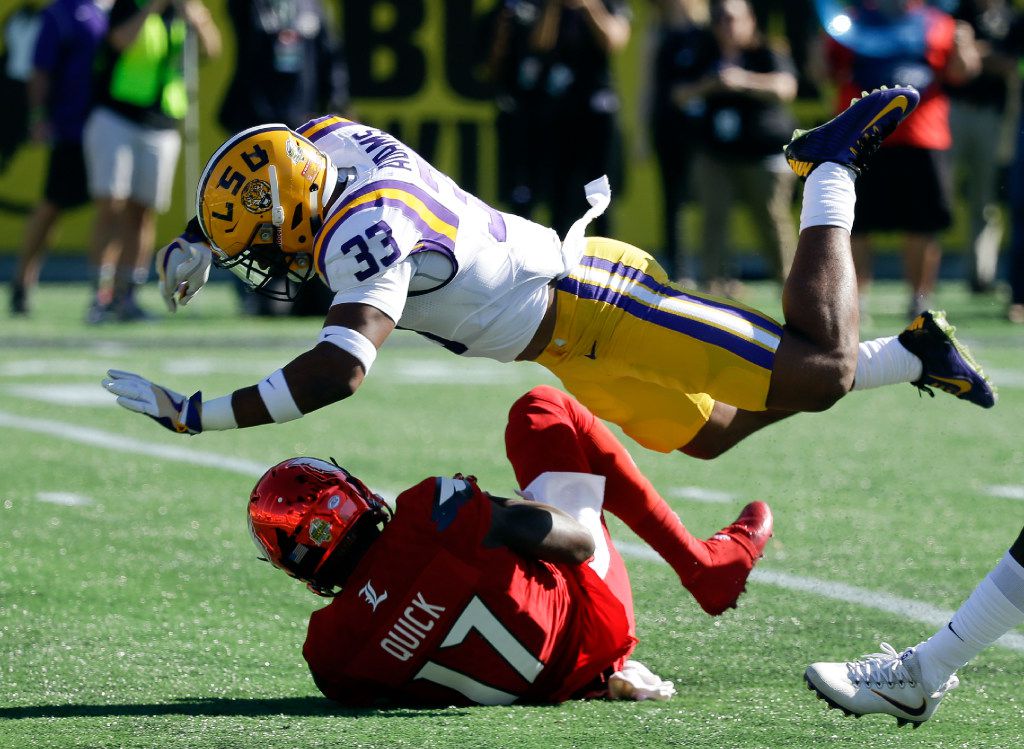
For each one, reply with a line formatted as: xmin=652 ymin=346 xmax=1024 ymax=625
xmin=688 ymin=501 xmax=773 ymax=616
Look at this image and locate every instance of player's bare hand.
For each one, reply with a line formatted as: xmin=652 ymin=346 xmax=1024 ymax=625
xmin=156 ymin=233 xmax=212 ymax=312
xmin=179 ymin=0 xmax=212 ymax=28
xmin=954 ymin=20 xmax=976 ymax=47
xmin=717 ymin=64 xmax=749 ymax=92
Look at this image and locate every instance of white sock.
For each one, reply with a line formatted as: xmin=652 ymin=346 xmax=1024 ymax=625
xmin=916 ymin=552 xmax=1024 ymax=692
xmin=852 ymin=336 xmax=923 ymax=390
xmin=799 ymin=162 xmax=857 ymax=233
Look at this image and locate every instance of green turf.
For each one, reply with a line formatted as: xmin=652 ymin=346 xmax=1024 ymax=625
xmin=1 ymin=282 xmax=1023 ymax=748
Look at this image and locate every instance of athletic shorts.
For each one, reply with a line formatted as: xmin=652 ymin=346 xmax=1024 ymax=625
xmin=852 ymin=146 xmax=953 ymax=234
xmin=44 ymin=140 xmax=90 ymax=209
xmin=82 ymin=107 xmax=181 ymax=211
xmin=536 ymin=237 xmax=783 ymax=452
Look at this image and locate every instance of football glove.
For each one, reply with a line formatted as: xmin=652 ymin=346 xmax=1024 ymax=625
xmin=102 ymin=370 xmax=203 ymax=435
xmin=156 ymin=221 xmax=212 ymax=312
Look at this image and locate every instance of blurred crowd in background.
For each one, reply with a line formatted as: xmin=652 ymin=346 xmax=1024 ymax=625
xmin=2 ymin=0 xmax=1024 ymax=326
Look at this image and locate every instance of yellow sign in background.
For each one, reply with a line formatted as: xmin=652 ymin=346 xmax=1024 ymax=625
xmin=0 ymin=0 xmax=662 ymax=259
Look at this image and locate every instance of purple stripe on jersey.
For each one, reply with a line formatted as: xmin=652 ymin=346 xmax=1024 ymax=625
xmin=308 ymin=119 xmax=359 ymax=143
xmin=556 ymin=276 xmax=777 ymax=371
xmin=414 ymin=157 xmax=440 ymax=191
xmin=297 ymin=115 xmax=336 ymax=136
xmin=577 ymin=255 xmax=784 ymax=337
xmin=337 ymin=179 xmax=460 ymax=231
xmin=315 ymin=199 xmax=457 ymax=277
xmin=407 ymin=242 xmax=458 ymax=297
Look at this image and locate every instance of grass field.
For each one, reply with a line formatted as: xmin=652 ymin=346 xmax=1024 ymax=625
xmin=1 ymin=281 xmax=1022 ymax=749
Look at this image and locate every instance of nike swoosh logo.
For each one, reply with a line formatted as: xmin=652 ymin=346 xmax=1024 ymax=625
xmin=863 ymin=95 xmax=909 ymax=132
xmin=584 ymin=342 xmax=597 ymax=360
xmin=869 ymin=688 xmax=928 ymax=717
xmin=929 ymin=375 xmax=972 ymax=396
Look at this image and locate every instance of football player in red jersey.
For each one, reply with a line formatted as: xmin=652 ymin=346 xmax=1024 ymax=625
xmin=248 ymin=386 xmax=772 ymax=706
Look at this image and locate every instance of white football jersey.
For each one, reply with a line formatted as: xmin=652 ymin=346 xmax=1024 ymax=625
xmin=296 ymin=116 xmax=567 ymax=362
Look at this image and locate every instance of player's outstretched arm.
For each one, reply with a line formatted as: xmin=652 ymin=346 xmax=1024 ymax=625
xmin=485 ymin=496 xmax=596 ymax=566
xmin=102 ymin=302 xmax=395 ymax=433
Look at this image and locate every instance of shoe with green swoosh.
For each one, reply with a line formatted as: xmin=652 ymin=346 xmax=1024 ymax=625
xmin=805 ymin=643 xmax=958 ymax=727
xmin=785 ymin=85 xmax=919 ymax=178
xmin=898 ymin=310 xmax=996 ymax=408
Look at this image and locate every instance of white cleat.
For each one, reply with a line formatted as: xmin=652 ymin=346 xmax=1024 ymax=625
xmin=804 ymin=643 xmax=958 ymax=728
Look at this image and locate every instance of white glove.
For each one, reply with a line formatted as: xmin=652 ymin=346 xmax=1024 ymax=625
xmin=102 ymin=370 xmax=203 ymax=435
xmin=608 ymin=660 xmax=676 ymax=702
xmin=156 ymin=233 xmax=212 ymax=312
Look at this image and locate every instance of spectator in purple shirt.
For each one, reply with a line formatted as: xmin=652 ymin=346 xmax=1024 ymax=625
xmin=9 ymin=0 xmax=109 ymax=316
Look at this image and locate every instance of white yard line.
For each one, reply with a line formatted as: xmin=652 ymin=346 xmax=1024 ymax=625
xmin=668 ymin=486 xmax=736 ymax=503
xmin=5 ymin=384 xmax=114 ymax=406
xmin=0 ymin=410 xmax=266 ymax=477
xmin=3 ymin=409 xmax=1022 ymax=653
xmin=986 ymin=485 xmax=1024 ymax=501
xmin=615 ymin=541 xmax=1024 ymax=653
xmin=989 ymin=369 xmax=1024 ymax=390
xmin=35 ymin=491 xmax=93 ymax=506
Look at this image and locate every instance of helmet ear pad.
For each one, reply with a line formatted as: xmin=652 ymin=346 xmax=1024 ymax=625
xmin=306 ymin=509 xmax=389 ymax=596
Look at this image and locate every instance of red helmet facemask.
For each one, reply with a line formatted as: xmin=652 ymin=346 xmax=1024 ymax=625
xmin=247 ymin=457 xmax=391 ymax=596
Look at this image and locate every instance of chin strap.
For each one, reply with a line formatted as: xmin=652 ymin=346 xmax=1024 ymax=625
xmin=267 ymin=165 xmax=286 ymax=227
xmin=268 ymin=165 xmax=286 ymax=248
xmin=309 ymin=183 xmax=320 ymax=227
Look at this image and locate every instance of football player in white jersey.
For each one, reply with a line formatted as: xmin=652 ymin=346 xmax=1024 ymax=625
xmin=103 ymin=90 xmax=994 ymax=458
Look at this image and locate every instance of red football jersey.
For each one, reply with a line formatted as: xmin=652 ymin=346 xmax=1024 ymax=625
xmin=302 ymin=476 xmax=636 ymax=706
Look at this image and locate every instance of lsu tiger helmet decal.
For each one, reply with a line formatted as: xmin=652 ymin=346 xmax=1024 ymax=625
xmin=248 ymin=457 xmax=391 ymax=596
xmin=196 ymin=125 xmax=337 ymax=299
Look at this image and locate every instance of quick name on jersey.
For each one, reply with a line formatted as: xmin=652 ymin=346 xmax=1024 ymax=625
xmin=379 ymin=592 xmax=448 ymax=662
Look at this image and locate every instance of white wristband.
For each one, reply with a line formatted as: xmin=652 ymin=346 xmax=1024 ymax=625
xmin=318 ymin=325 xmax=378 ymax=374
xmin=257 ymin=369 xmax=303 ymax=423
xmin=201 ymin=394 xmax=237 ymax=431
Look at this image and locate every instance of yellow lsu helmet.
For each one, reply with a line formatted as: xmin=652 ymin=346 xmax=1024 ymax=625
xmin=196 ymin=125 xmax=336 ymax=299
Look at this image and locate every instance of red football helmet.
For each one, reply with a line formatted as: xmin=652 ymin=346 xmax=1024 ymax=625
xmin=247 ymin=457 xmax=391 ymax=596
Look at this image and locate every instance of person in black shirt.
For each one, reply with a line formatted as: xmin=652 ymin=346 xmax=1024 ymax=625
xmin=219 ymin=0 xmax=348 ymax=134
xmin=672 ymin=0 xmax=797 ymax=293
xmin=488 ymin=0 xmax=546 ymax=219
xmin=527 ymin=0 xmax=631 ymax=237
xmin=641 ymin=0 xmax=710 ymax=282
xmin=1002 ymin=10 xmax=1024 ymax=323
xmin=218 ymin=0 xmax=349 ymax=317
xmin=948 ymin=0 xmax=1019 ymax=294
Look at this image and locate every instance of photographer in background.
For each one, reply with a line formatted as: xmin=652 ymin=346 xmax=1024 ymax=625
xmin=219 ymin=0 xmax=349 ymax=317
